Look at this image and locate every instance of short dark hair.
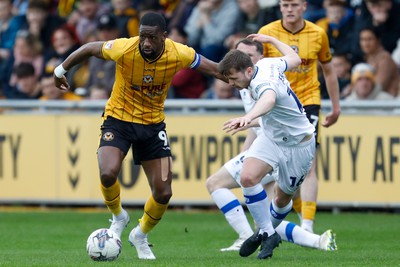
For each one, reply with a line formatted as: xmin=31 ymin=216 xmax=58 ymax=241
xmin=140 ymin=12 xmax=166 ymax=32
xmin=235 ymin=39 xmax=264 ymax=55
xmin=14 ymin=62 xmax=35 ymax=78
xmin=218 ymin=50 xmax=253 ymax=76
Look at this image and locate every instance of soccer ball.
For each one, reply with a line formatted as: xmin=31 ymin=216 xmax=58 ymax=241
xmin=86 ymin=228 xmax=122 ymax=261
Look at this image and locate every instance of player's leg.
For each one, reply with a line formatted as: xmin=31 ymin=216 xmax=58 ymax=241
xmin=301 ymin=105 xmax=321 ymax=233
xmin=98 ymin=117 xmax=132 ymax=238
xmin=128 ymin=122 xmax=173 ymax=260
xmin=239 ymin=157 xmax=277 ymax=258
xmin=301 ymin=158 xmax=318 ymax=232
xmin=239 ymin=136 xmax=282 ymax=259
xmin=206 ymin=153 xmax=254 ymax=251
xmin=292 ymin=190 xmax=302 ymax=222
xmin=129 ymin=156 xmax=172 ymax=260
xmin=275 ymin=221 xmax=337 ymax=251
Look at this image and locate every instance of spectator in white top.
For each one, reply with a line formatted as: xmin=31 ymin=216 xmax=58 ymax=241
xmin=345 ymin=63 xmax=394 ymax=100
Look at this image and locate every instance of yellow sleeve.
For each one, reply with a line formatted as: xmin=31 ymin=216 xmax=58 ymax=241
xmin=102 ymin=38 xmax=135 ymax=61
xmin=318 ymin=29 xmax=332 ymax=63
xmin=170 ymin=40 xmax=197 ymax=68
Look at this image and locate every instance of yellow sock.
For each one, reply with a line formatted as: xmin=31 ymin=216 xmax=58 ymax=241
xmin=101 ymin=180 xmax=122 ymax=216
xmin=292 ymin=197 xmax=302 ymax=214
xmin=302 ymin=201 xmax=316 ymax=221
xmin=139 ymin=196 xmax=168 ymax=234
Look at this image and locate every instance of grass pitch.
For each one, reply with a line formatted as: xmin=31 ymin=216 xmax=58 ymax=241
xmin=0 ymin=207 xmax=399 ymax=267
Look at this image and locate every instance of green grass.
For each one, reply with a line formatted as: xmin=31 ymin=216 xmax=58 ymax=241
xmin=0 ymin=208 xmax=399 ymax=267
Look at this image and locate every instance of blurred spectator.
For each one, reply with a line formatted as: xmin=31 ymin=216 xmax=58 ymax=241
xmin=85 ymin=14 xmax=119 ymax=94
xmin=67 ymin=0 xmax=109 ymax=43
xmin=87 ymin=83 xmax=110 ymax=99
xmin=316 ymin=0 xmax=354 ymax=56
xmin=168 ymin=26 xmax=207 ymax=98
xmin=159 ymin=0 xmax=179 ymax=19
xmin=359 ymin=27 xmax=399 ymax=97
xmin=201 ymin=78 xmax=238 ymax=99
xmin=352 ymin=0 xmax=400 ymax=63
xmin=345 ymin=62 xmax=394 ymax=100
xmin=19 ymin=0 xmax=65 ymax=50
xmin=320 ymin=53 xmax=352 ymax=99
xmin=0 ymin=0 xmax=24 ymax=63
xmin=12 ymin=0 xmax=28 ymax=15
xmin=225 ymin=0 xmax=280 ymax=50
xmin=39 ymin=74 xmax=82 ymax=100
xmin=1 ymin=30 xmax=44 ymax=88
xmin=43 ymin=24 xmax=84 ymax=92
xmin=184 ymin=0 xmax=240 ymax=62
xmin=166 ymin=0 xmax=198 ymax=31
xmin=302 ymin=0 xmax=325 ymax=22
xmin=3 ymin=62 xmax=40 ymax=99
xmin=111 ymin=0 xmax=139 ymax=37
xmin=392 ymin=38 xmax=400 ymax=71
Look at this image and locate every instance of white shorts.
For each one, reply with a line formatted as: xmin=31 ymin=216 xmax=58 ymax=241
xmin=245 ymin=134 xmax=315 ymax=195
xmin=224 ymin=151 xmax=276 ymax=187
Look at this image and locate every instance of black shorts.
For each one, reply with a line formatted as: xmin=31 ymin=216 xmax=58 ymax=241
xmin=99 ymin=116 xmax=171 ymax=164
xmin=304 ymin=105 xmax=321 ymax=146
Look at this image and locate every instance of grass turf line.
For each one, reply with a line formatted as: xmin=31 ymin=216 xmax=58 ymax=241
xmin=0 ymin=209 xmax=399 ymax=267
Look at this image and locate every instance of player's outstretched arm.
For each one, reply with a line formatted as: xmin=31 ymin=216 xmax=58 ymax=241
xmin=54 ymin=41 xmax=105 ymax=91
xmin=197 ymin=55 xmax=228 ymax=82
xmin=320 ymin=62 xmax=341 ymax=127
xmin=247 ymin=34 xmax=301 ymax=70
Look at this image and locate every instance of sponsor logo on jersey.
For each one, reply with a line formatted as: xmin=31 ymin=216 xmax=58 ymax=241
xmin=104 ymin=41 xmax=115 ymax=50
xmin=103 ymin=132 xmax=114 ymax=141
xmin=143 ymin=75 xmax=153 ymax=84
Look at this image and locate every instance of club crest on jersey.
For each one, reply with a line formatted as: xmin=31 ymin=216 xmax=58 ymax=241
xmin=291 ymin=45 xmax=299 ymax=54
xmin=143 ymin=75 xmax=153 ymax=84
xmin=103 ymin=132 xmax=114 ymax=141
xmin=104 ymin=40 xmax=115 ymax=50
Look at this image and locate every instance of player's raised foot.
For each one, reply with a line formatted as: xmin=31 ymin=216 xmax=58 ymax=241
xmin=129 ymin=226 xmax=156 ymax=260
xmin=109 ymin=209 xmax=130 ymax=238
xmin=220 ymin=237 xmax=248 ymax=252
xmin=319 ymin=229 xmax=337 ymax=251
xmin=239 ymin=231 xmax=262 ymax=257
xmin=257 ymin=232 xmax=281 ymax=259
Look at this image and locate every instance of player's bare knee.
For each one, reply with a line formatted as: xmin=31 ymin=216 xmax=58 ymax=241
xmin=240 ymin=174 xmax=256 ymax=188
xmin=274 ymin=195 xmax=291 ymax=208
xmin=205 ymin=175 xmax=218 ymax=193
xmin=153 ymin=190 xmax=172 ymax=204
xmin=100 ymin=172 xmax=118 ymax=187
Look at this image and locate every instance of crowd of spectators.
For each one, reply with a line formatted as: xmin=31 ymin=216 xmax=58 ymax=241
xmin=0 ymin=0 xmax=399 ymax=101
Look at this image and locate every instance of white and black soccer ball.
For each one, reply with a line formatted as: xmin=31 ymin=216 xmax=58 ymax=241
xmin=86 ymin=228 xmax=122 ymax=261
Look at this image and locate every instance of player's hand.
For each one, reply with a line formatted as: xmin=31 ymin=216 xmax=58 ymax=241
xmin=54 ymin=75 xmax=70 ymax=92
xmin=223 ymin=117 xmax=252 ymax=135
xmin=322 ymin=110 xmax=340 ymax=127
xmin=247 ymin=34 xmax=274 ymax=44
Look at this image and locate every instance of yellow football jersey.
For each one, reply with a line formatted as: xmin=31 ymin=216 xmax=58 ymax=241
xmin=101 ymin=37 xmax=198 ymax=124
xmin=258 ymin=20 xmax=332 ymax=106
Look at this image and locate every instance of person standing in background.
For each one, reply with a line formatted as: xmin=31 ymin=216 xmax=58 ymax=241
xmin=258 ymin=0 xmax=341 ymax=233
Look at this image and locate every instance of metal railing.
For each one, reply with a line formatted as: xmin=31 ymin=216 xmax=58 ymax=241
xmin=0 ymin=99 xmax=400 ymax=114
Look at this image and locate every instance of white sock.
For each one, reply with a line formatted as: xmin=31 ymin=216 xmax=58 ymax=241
xmin=211 ymin=188 xmax=253 ymax=238
xmin=275 ymin=220 xmax=320 ymax=248
xmin=242 ymin=184 xmax=274 ymax=236
xmin=113 ymin=208 xmax=126 ymax=220
xmin=270 ymin=199 xmax=292 ymax=228
xmin=134 ymin=225 xmax=147 ymax=239
xmin=301 ymin=219 xmax=314 ymax=233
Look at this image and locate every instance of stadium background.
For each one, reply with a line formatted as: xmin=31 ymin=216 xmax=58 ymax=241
xmin=1 ymin=99 xmax=399 ymax=210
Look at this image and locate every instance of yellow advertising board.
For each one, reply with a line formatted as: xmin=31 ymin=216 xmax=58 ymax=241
xmin=0 ymin=113 xmax=399 ymax=207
